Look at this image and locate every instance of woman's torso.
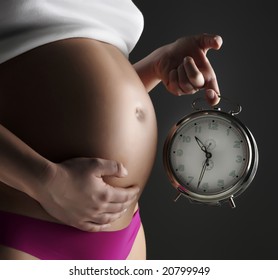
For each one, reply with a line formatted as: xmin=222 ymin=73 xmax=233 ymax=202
xmin=0 ymin=38 xmax=157 ymax=230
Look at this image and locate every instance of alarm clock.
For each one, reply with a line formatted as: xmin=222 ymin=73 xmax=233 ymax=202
xmin=163 ymin=97 xmax=259 ymax=208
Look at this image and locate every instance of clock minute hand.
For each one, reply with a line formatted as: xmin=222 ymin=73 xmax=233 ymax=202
xmin=195 ymin=136 xmax=212 ymax=189
xmin=197 ymin=158 xmax=209 ymax=189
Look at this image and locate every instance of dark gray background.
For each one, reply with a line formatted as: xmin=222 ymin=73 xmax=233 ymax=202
xmin=130 ymin=0 xmax=277 ymax=259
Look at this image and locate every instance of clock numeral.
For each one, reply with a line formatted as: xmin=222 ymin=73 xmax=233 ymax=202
xmin=201 ymin=182 xmax=209 ymax=191
xmin=236 ymin=155 xmax=243 ymax=163
xmin=233 ymin=140 xmax=242 ymax=148
xmin=229 ymin=170 xmax=237 ymax=178
xmin=217 ymin=179 xmax=225 ymax=188
xmin=177 ymin=164 xmax=184 ymax=172
xmin=188 ymin=176 xmax=194 ymax=183
xmin=176 ymin=149 xmax=183 ymax=156
xmin=226 ymin=126 xmax=232 ymax=136
xmin=208 ymin=121 xmax=218 ymax=130
xmin=182 ymin=135 xmax=191 ymax=143
xmin=194 ymin=126 xmax=202 ymax=133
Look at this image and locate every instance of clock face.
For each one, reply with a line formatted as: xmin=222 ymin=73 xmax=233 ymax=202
xmin=167 ymin=111 xmax=250 ymax=197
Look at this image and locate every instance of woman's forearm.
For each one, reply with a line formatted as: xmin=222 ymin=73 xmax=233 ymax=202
xmin=0 ymin=123 xmax=140 ymax=231
xmin=0 ymin=123 xmax=53 ymax=199
xmin=133 ymin=48 xmax=162 ymax=93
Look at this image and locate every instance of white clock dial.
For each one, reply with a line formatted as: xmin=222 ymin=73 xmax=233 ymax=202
xmin=169 ymin=114 xmax=249 ymax=195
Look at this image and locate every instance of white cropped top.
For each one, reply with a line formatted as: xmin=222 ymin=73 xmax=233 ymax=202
xmin=0 ymin=0 xmax=144 ymax=64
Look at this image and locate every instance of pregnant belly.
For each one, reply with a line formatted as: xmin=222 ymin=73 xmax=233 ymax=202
xmin=0 ymin=39 xmax=157 ymax=229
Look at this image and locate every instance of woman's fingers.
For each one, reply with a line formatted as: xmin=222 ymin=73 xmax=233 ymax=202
xmin=168 ymin=56 xmax=205 ymax=95
xmin=170 ymin=56 xmax=220 ymax=106
xmin=183 ymin=56 xmax=205 ymax=89
xmin=93 ymin=158 xmax=128 ymax=178
xmin=178 ymin=56 xmax=205 ymax=94
xmin=197 ymin=33 xmax=223 ymax=53
xmin=159 ymin=34 xmax=222 ymax=105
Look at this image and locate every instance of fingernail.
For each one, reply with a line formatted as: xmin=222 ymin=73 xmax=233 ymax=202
xmin=184 ymin=56 xmax=191 ymax=64
xmin=121 ymin=165 xmax=128 ymax=176
xmin=207 ymin=90 xmax=215 ymax=100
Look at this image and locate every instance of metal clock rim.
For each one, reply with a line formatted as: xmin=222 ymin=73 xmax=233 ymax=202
xmin=163 ymin=109 xmax=259 ymax=207
xmin=191 ymin=96 xmax=242 ymax=116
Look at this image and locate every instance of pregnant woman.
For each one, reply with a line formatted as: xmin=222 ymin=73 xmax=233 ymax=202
xmin=0 ymin=0 xmax=222 ymax=260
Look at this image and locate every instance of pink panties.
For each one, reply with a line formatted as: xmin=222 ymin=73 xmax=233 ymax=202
xmin=0 ymin=209 xmax=141 ymax=260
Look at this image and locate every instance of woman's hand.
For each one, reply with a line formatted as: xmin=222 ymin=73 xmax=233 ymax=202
xmin=154 ymin=33 xmax=223 ymax=105
xmin=36 ymin=158 xmax=139 ymax=232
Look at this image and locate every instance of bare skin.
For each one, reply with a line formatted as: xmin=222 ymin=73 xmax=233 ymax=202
xmin=0 ymin=38 xmax=156 ymax=259
xmin=0 ymin=34 xmax=222 ymax=259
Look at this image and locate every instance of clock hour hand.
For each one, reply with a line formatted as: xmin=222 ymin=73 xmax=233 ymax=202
xmin=195 ymin=136 xmax=212 ymax=157
xmin=195 ymin=136 xmax=208 ymax=153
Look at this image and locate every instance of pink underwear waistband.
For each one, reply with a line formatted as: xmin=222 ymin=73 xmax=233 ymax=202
xmin=0 ymin=209 xmax=141 ymax=260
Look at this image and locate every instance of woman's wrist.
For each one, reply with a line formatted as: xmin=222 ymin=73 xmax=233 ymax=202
xmin=27 ymin=159 xmax=57 ymax=202
xmin=0 ymin=123 xmax=56 ymax=201
xmin=133 ymin=47 xmax=163 ymax=92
